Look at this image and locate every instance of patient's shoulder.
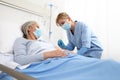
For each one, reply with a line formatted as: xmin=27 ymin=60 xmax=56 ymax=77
xmin=13 ymin=37 xmax=30 ymax=49
xmin=15 ymin=37 xmax=27 ymax=41
xmin=14 ymin=37 xmax=29 ymax=44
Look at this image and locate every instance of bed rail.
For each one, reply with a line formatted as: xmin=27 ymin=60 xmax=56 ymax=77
xmin=0 ymin=64 xmax=36 ymax=80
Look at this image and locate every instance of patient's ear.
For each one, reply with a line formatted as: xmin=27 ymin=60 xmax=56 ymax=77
xmin=28 ymin=27 xmax=33 ymax=32
xmin=28 ymin=26 xmax=31 ymax=31
xmin=27 ymin=28 xmax=30 ymax=34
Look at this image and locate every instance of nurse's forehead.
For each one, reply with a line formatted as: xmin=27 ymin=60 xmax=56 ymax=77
xmin=58 ymin=19 xmax=66 ymax=23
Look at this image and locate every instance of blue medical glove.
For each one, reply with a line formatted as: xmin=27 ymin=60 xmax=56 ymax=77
xmin=77 ymin=47 xmax=88 ymax=55
xmin=57 ymin=39 xmax=67 ymax=49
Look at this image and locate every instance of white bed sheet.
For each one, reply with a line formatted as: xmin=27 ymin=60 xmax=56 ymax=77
xmin=0 ymin=51 xmax=19 ymax=74
xmin=0 ymin=51 xmax=32 ymax=74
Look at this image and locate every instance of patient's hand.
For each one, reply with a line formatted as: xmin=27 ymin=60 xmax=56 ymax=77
xmin=53 ymin=49 xmax=67 ymax=57
xmin=55 ymin=46 xmax=76 ymax=54
xmin=44 ymin=49 xmax=67 ymax=59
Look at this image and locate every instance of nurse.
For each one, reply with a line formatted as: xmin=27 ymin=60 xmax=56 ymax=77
xmin=56 ymin=12 xmax=103 ymax=58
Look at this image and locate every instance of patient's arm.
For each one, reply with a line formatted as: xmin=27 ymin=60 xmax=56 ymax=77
xmin=44 ymin=49 xmax=67 ymax=60
xmin=64 ymin=49 xmax=76 ymax=54
xmin=55 ymin=46 xmax=76 ymax=54
xmin=44 ymin=46 xmax=76 ymax=60
xmin=13 ymin=38 xmax=67 ymax=65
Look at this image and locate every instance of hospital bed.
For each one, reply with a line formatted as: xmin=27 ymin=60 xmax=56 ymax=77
xmin=0 ymin=52 xmax=36 ymax=80
xmin=0 ymin=64 xmax=36 ymax=80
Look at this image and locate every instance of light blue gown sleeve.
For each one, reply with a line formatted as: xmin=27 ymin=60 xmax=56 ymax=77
xmin=13 ymin=38 xmax=44 ymax=65
xmin=65 ymin=30 xmax=75 ymax=50
xmin=77 ymin=47 xmax=88 ymax=55
xmin=66 ymin=42 xmax=75 ymax=50
xmin=81 ymin=23 xmax=91 ymax=48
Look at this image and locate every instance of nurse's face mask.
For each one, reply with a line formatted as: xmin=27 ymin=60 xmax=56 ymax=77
xmin=61 ymin=22 xmax=71 ymax=30
xmin=59 ymin=19 xmax=71 ymax=30
xmin=33 ymin=27 xmax=42 ymax=39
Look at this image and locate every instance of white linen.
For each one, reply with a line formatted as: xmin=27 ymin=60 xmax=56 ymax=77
xmin=0 ymin=52 xmax=19 ymax=73
xmin=0 ymin=51 xmax=37 ymax=73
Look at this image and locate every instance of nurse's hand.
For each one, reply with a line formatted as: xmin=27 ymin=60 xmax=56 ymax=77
xmin=57 ymin=39 xmax=67 ymax=49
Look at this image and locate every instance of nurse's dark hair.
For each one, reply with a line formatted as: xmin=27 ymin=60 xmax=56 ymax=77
xmin=56 ymin=12 xmax=71 ymax=26
xmin=21 ymin=21 xmax=36 ymax=38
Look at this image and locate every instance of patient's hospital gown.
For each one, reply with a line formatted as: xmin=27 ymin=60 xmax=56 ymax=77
xmin=13 ymin=37 xmax=56 ymax=65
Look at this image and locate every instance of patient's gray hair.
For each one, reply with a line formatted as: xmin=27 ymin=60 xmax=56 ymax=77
xmin=21 ymin=21 xmax=36 ymax=38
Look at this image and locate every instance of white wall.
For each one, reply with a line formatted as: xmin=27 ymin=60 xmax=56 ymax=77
xmin=63 ymin=0 xmax=120 ymax=61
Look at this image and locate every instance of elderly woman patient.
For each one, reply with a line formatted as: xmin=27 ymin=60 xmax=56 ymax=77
xmin=13 ymin=21 xmax=67 ymax=65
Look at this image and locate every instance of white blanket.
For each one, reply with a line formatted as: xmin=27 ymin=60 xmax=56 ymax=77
xmin=0 ymin=52 xmax=19 ymax=67
xmin=0 ymin=52 xmax=19 ymax=73
xmin=0 ymin=51 xmax=32 ymax=74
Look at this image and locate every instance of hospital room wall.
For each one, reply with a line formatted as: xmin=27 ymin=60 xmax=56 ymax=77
xmin=63 ymin=0 xmax=120 ymax=61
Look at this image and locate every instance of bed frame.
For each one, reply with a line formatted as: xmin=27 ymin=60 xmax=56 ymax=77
xmin=0 ymin=64 xmax=36 ymax=80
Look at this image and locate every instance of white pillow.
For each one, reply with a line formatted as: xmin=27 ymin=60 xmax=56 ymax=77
xmin=0 ymin=52 xmax=19 ymax=73
xmin=0 ymin=52 xmax=13 ymax=64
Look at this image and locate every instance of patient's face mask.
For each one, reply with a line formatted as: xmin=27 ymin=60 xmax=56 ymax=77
xmin=62 ymin=22 xmax=71 ymax=30
xmin=33 ymin=28 xmax=42 ymax=39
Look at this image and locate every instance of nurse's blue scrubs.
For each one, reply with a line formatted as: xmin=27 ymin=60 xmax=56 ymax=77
xmin=66 ymin=21 xmax=103 ymax=58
